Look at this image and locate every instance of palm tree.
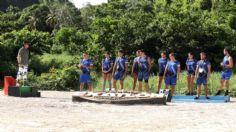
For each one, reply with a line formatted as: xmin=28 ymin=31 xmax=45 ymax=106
xmin=28 ymin=15 xmax=39 ymax=30
xmin=46 ymin=13 xmax=57 ymax=29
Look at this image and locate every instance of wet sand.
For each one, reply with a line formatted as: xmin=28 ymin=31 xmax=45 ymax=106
xmin=0 ymin=90 xmax=235 ymax=132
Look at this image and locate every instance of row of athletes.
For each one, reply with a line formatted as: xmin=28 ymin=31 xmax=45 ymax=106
xmin=78 ymin=48 xmax=233 ymax=99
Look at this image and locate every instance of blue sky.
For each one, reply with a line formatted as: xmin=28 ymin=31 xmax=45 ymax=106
xmin=69 ymin=0 xmax=107 ymax=8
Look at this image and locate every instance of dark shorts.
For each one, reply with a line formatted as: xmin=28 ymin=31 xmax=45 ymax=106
xmin=187 ymin=71 xmax=195 ymax=76
xmin=103 ymin=71 xmax=112 ymax=74
xmin=221 ymin=70 xmax=232 ymax=80
xmin=165 ymin=76 xmax=177 ymax=86
xmin=113 ymin=71 xmax=125 ymax=80
xmin=80 ymin=74 xmax=92 ymax=84
xmin=158 ymin=72 xmax=164 ymax=77
xmin=197 ymin=76 xmax=207 ymax=85
xmin=138 ymin=71 xmax=149 ymax=82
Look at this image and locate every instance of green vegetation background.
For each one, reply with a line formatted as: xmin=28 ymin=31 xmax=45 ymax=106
xmin=0 ymin=0 xmax=236 ymax=95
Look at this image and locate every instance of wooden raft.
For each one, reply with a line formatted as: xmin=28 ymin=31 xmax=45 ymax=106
xmin=72 ymin=92 xmax=167 ymax=105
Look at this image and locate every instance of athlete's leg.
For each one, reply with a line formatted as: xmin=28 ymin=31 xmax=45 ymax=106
xmin=133 ymin=73 xmax=138 ymax=91
xmin=157 ymin=76 xmax=163 ymax=93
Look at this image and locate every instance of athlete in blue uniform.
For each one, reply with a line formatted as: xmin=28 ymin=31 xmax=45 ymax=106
xmin=164 ymin=53 xmax=181 ymax=95
xmin=112 ymin=50 xmax=128 ymax=91
xmin=186 ymin=52 xmax=197 ymax=95
xmin=157 ymin=52 xmax=168 ymax=93
xmin=102 ymin=52 xmax=114 ymax=91
xmin=79 ymin=52 xmax=93 ymax=91
xmin=138 ymin=50 xmax=151 ymax=93
xmin=216 ymin=48 xmax=234 ymax=96
xmin=131 ymin=50 xmax=140 ymax=92
xmin=195 ymin=52 xmax=211 ymax=99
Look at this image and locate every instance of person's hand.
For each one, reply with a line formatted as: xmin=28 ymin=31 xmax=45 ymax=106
xmin=220 ymin=62 xmax=224 ymax=67
xmin=123 ymin=74 xmax=127 ymax=79
xmin=207 ymin=74 xmax=210 ymax=80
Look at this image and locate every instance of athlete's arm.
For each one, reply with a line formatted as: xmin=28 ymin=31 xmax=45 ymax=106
xmin=177 ymin=64 xmax=181 ymax=80
xmin=112 ymin=62 xmax=117 ymax=76
xmin=207 ymin=64 xmax=211 ymax=79
xmin=108 ymin=63 xmax=114 ymax=73
xmin=124 ymin=63 xmax=128 ymax=78
xmin=148 ymin=57 xmax=152 ymax=72
xmin=195 ymin=65 xmax=199 ymax=79
xmin=131 ymin=60 xmax=135 ymax=75
xmin=89 ymin=64 xmax=93 ymax=69
xmin=228 ymin=57 xmax=234 ymax=69
xmin=101 ymin=62 xmax=104 ymax=73
xmin=163 ymin=64 xmax=168 ymax=79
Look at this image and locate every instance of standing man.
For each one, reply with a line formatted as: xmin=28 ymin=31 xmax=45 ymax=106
xmin=195 ymin=52 xmax=211 ymax=99
xmin=138 ymin=50 xmax=151 ymax=94
xmin=112 ymin=50 xmax=128 ymax=92
xmin=79 ymin=52 xmax=94 ymax=91
xmin=131 ymin=50 xmax=140 ymax=92
xmin=216 ymin=48 xmax=234 ymax=96
xmin=16 ymin=41 xmax=29 ymax=85
xmin=157 ymin=51 xmax=168 ymax=93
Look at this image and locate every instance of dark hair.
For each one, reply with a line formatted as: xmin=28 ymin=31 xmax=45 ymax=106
xmin=169 ymin=52 xmax=175 ymax=57
xmin=22 ymin=41 xmax=29 ymax=47
xmin=105 ymin=51 xmax=110 ymax=55
xmin=140 ymin=49 xmax=145 ymax=54
xmin=118 ymin=50 xmax=124 ymax=53
xmin=161 ymin=51 xmax=167 ymax=55
xmin=136 ymin=50 xmax=141 ymax=53
xmin=200 ymin=52 xmax=206 ymax=55
xmin=224 ymin=47 xmax=231 ymax=54
xmin=83 ymin=52 xmax=88 ymax=55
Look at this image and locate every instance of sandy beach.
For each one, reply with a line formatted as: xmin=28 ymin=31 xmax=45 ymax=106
xmin=0 ymin=90 xmax=235 ymax=132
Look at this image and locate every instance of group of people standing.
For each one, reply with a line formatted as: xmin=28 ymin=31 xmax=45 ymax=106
xmin=79 ymin=48 xmax=234 ymax=99
xmin=15 ymin=42 xmax=233 ymax=99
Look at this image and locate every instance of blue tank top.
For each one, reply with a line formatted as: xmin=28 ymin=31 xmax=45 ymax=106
xmin=139 ymin=56 xmax=149 ymax=72
xmin=102 ymin=58 xmax=113 ymax=71
xmin=197 ymin=60 xmax=210 ymax=77
xmin=186 ymin=59 xmax=197 ymax=72
xmin=166 ymin=61 xmax=180 ymax=77
xmin=223 ymin=56 xmax=231 ymax=71
xmin=158 ymin=58 xmax=167 ymax=73
xmin=133 ymin=57 xmax=139 ymax=72
xmin=80 ymin=59 xmax=93 ymax=74
xmin=115 ymin=57 xmax=128 ymax=72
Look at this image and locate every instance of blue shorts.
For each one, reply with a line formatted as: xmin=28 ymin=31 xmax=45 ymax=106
xmin=221 ymin=70 xmax=232 ymax=80
xmin=165 ymin=76 xmax=177 ymax=86
xmin=197 ymin=77 xmax=207 ymax=85
xmin=80 ymin=74 xmax=92 ymax=84
xmin=138 ymin=71 xmax=149 ymax=82
xmin=113 ymin=71 xmax=125 ymax=80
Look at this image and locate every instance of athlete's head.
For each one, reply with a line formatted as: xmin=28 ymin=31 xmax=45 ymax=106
xmin=83 ymin=52 xmax=89 ymax=59
xmin=118 ymin=50 xmax=125 ymax=57
xmin=140 ymin=49 xmax=146 ymax=56
xmin=104 ymin=52 xmax=110 ymax=58
xmin=188 ymin=52 xmax=194 ymax=59
xmin=136 ymin=50 xmax=141 ymax=57
xmin=224 ymin=48 xmax=230 ymax=56
xmin=200 ymin=52 xmax=206 ymax=60
xmin=23 ymin=41 xmax=29 ymax=49
xmin=161 ymin=51 xmax=167 ymax=58
xmin=169 ymin=52 xmax=176 ymax=61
